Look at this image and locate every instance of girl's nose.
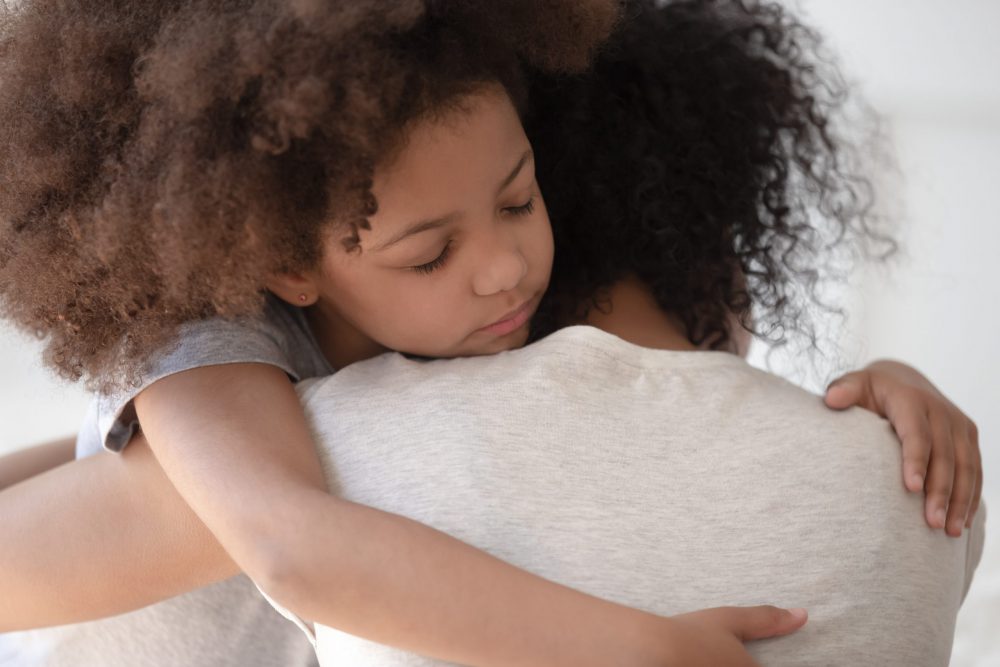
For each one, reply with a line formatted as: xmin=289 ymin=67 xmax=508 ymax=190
xmin=471 ymin=241 xmax=529 ymax=296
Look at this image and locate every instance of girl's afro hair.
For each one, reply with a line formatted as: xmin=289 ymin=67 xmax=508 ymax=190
xmin=0 ymin=0 xmax=620 ymax=390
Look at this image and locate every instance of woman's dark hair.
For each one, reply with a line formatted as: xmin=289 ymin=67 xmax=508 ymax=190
xmin=529 ymin=0 xmax=891 ymax=351
xmin=0 ymin=0 xmax=619 ymax=389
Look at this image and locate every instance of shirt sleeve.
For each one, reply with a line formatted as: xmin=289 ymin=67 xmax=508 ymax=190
xmin=254 ymin=582 xmax=318 ymax=648
xmin=75 ymin=396 xmax=105 ymax=459
xmin=94 ymin=312 xmax=300 ymax=454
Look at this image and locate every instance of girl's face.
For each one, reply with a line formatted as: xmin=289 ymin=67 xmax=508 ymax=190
xmin=272 ymin=87 xmax=553 ymax=365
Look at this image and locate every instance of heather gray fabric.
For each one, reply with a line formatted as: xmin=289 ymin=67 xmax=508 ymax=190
xmin=78 ymin=292 xmax=333 ymax=457
xmin=278 ymin=325 xmax=984 ymax=666
xmin=0 ymin=578 xmax=319 ymax=667
xmin=1 ymin=294 xmax=328 ymax=667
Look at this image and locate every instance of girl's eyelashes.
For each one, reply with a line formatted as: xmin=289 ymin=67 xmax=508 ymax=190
xmin=410 ymin=240 xmax=453 ymax=275
xmin=408 ymin=197 xmax=534 ymax=275
xmin=503 ymin=196 xmax=535 ymax=217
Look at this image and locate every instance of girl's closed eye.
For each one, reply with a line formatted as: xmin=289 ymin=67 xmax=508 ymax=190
xmin=411 ymin=240 xmax=453 ymax=275
xmin=409 ymin=197 xmax=535 ymax=275
xmin=504 ymin=196 xmax=535 ymax=217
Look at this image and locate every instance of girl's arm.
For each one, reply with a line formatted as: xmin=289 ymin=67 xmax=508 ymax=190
xmin=133 ymin=361 xmax=681 ymax=666
xmin=129 ymin=364 xmax=805 ymax=666
xmin=0 ymin=431 xmax=803 ymax=667
xmin=0 ymin=437 xmax=237 ymax=626
xmin=0 ymin=436 xmax=76 ymax=491
xmin=824 ymin=360 xmax=982 ymax=537
xmin=0 ymin=362 xmax=801 ymax=667
xmin=0 ymin=359 xmax=973 ymax=662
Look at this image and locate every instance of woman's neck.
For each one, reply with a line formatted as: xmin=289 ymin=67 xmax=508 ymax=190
xmin=582 ymin=275 xmax=698 ymax=352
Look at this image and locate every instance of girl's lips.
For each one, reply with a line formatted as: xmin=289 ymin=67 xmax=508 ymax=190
xmin=478 ymin=296 xmax=538 ymax=336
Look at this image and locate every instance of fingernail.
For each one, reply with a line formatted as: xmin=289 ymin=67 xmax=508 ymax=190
xmin=934 ymin=508 xmax=947 ymax=528
xmin=788 ymin=608 xmax=808 ymax=622
xmin=909 ymin=473 xmax=924 ymax=490
xmin=947 ymin=519 xmax=963 ymax=536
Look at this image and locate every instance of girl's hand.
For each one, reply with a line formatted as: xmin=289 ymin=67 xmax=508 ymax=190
xmin=824 ymin=360 xmax=981 ymax=537
xmin=658 ymin=606 xmax=808 ymax=666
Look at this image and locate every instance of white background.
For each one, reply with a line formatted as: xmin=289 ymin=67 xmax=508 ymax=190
xmin=1 ymin=0 xmax=998 ymax=662
xmin=749 ymin=1 xmax=1000 ymax=663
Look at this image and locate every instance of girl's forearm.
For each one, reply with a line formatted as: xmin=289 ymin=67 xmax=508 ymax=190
xmin=0 ymin=440 xmax=237 ymax=631
xmin=0 ymin=439 xmax=669 ymax=665
xmin=133 ymin=363 xmax=673 ymax=666
xmin=0 ymin=442 xmax=669 ymax=664
xmin=0 ymin=436 xmax=76 ymax=491
xmin=269 ymin=490 xmax=672 ymax=667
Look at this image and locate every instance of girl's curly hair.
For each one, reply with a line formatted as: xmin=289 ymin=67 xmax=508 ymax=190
xmin=528 ymin=0 xmax=892 ymax=351
xmin=0 ymin=0 xmax=619 ymax=389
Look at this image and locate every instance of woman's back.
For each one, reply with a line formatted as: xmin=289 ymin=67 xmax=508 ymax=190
xmin=291 ymin=325 xmax=984 ymax=666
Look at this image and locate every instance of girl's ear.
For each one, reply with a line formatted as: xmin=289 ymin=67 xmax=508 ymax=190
xmin=266 ymin=271 xmax=320 ymax=307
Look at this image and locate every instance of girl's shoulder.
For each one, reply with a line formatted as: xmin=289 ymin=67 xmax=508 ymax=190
xmin=85 ymin=294 xmax=332 ymax=456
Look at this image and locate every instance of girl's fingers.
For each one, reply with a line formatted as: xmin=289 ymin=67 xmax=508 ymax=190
xmin=885 ymin=394 xmax=933 ymax=493
xmin=945 ymin=421 xmax=976 ymax=537
xmin=825 ymin=364 xmax=981 ymax=535
xmin=824 ymin=373 xmax=867 ymax=411
xmin=722 ymin=606 xmax=809 ymax=642
xmin=924 ymin=413 xmax=955 ymax=530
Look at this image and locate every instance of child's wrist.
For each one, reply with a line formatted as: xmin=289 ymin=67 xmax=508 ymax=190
xmin=607 ymin=607 xmax=677 ymax=667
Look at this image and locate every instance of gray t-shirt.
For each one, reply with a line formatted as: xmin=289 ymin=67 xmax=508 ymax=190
xmin=1 ymin=294 xmax=329 ymax=667
xmin=79 ymin=292 xmax=333 ymax=457
xmin=278 ymin=325 xmax=984 ymax=666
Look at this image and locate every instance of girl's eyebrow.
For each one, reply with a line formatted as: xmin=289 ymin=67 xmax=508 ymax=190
xmin=495 ymin=149 xmax=534 ymax=196
xmin=374 ymin=149 xmax=534 ymax=253
xmin=373 ymin=213 xmax=459 ymax=252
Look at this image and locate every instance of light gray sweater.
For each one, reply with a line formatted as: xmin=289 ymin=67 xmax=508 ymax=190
xmin=276 ymin=325 xmax=984 ymax=666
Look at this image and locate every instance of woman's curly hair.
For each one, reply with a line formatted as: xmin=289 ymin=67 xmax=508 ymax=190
xmin=0 ymin=0 xmax=619 ymax=389
xmin=528 ymin=0 xmax=892 ymax=351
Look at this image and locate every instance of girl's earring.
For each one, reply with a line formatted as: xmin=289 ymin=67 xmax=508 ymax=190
xmin=298 ymin=293 xmax=309 ymax=304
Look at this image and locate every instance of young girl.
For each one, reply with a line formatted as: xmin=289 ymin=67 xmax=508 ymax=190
xmin=0 ymin=1 xmax=980 ymax=666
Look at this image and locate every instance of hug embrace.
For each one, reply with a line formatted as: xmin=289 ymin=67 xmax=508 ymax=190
xmin=0 ymin=1 xmax=985 ymax=666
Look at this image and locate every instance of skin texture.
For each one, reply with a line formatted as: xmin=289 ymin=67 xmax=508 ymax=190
xmin=0 ymin=436 xmax=75 ymax=492
xmin=0 ymin=437 xmax=237 ymax=625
